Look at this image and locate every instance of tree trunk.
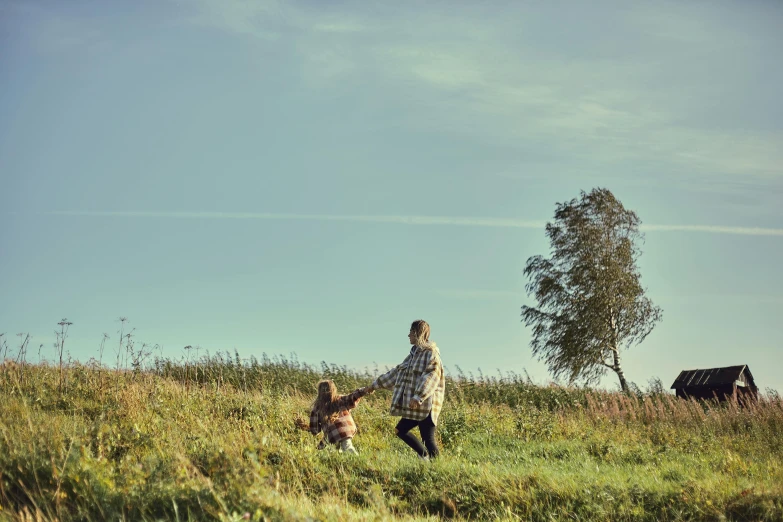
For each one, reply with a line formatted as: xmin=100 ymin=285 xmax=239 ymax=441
xmin=608 ymin=312 xmax=629 ymax=393
xmin=612 ymin=346 xmax=629 ymax=393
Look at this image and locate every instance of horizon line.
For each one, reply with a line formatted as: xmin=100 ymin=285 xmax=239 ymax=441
xmin=35 ymin=210 xmax=783 ymax=237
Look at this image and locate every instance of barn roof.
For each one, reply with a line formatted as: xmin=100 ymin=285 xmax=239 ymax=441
xmin=670 ymin=365 xmax=755 ymax=389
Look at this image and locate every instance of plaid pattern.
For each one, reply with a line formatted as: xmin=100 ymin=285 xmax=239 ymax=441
xmin=372 ymin=342 xmax=445 ymax=424
xmin=309 ymin=389 xmax=365 ymax=444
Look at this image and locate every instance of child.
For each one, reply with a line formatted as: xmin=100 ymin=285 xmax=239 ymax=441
xmin=297 ymin=380 xmax=369 ymax=454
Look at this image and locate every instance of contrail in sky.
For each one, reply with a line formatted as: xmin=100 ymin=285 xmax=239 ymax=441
xmin=43 ymin=211 xmax=783 ymax=236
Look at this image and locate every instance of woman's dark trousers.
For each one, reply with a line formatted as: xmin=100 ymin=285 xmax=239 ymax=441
xmin=395 ymin=414 xmax=439 ymax=458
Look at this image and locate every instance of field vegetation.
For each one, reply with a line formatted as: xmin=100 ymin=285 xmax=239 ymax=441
xmin=1 ymin=350 xmax=782 ymax=521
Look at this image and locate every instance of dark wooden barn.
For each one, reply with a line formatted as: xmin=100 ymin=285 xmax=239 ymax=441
xmin=670 ymin=365 xmax=758 ymax=402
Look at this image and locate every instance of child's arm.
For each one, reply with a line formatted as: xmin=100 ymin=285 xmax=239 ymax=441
xmin=334 ymin=388 xmax=366 ymax=411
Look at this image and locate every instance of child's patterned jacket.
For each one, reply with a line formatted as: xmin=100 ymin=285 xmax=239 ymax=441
xmin=309 ymin=388 xmax=366 ymax=444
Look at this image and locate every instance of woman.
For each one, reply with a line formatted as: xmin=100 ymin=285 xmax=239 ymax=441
xmin=367 ymin=319 xmax=445 ymax=459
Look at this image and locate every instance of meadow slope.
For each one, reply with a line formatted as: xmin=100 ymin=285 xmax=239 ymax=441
xmin=1 ymin=356 xmax=782 ymax=521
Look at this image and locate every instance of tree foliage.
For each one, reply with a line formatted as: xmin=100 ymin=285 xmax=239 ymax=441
xmin=521 ymin=188 xmax=662 ymax=391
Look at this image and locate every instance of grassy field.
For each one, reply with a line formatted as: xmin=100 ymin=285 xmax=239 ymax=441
xmin=1 ymin=354 xmax=782 ymax=521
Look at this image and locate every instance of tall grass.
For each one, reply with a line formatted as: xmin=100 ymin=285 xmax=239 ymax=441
xmin=1 ymin=355 xmax=782 ymax=521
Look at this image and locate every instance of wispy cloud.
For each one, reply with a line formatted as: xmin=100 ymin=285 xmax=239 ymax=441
xmin=44 ymin=211 xmax=545 ymax=229
xmin=640 ymin=224 xmax=783 ymax=236
xmin=313 ymin=21 xmax=365 ymax=34
xmin=181 ymin=0 xmax=284 ymax=40
xmin=378 ymin=45 xmax=783 ymax=182
xmin=18 ymin=1 xmax=781 ymax=187
xmin=435 ymin=289 xmax=521 ymax=300
xmin=662 ymin=293 xmax=783 ymax=305
xmin=44 ymin=211 xmax=783 ymax=237
xmin=170 ymin=0 xmax=783 ymax=186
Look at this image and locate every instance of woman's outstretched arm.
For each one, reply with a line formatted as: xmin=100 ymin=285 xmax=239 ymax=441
xmin=371 ymin=354 xmax=411 ymax=391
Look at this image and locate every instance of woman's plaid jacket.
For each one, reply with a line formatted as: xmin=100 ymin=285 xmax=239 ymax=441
xmin=372 ymin=341 xmax=444 ymax=424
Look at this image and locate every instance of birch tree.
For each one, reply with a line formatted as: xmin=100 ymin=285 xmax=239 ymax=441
xmin=521 ymin=188 xmax=662 ymax=392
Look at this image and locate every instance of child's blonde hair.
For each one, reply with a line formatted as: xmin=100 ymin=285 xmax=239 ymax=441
xmin=410 ymin=319 xmax=431 ymax=345
xmin=312 ymin=379 xmax=340 ymax=425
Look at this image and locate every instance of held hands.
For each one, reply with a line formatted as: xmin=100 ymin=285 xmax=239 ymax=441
xmin=357 ymin=383 xmax=417 ymax=407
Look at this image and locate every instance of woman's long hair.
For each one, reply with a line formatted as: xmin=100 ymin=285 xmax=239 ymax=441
xmin=312 ymin=379 xmax=340 ymax=425
xmin=410 ymin=319 xmax=431 ymax=346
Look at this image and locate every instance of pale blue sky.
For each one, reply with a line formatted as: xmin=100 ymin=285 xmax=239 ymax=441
xmin=2 ymin=0 xmax=782 ymax=392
